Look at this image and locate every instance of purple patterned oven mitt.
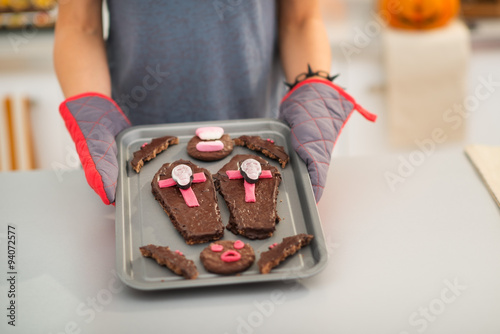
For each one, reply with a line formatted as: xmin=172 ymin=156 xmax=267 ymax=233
xmin=280 ymin=78 xmax=377 ymax=203
xmin=60 ymin=93 xmax=131 ymax=205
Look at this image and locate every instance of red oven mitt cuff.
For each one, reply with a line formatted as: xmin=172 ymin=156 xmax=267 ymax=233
xmin=59 ymin=92 xmax=131 ymax=205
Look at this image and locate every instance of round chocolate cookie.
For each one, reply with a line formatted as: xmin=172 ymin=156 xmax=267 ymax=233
xmin=200 ymin=240 xmax=255 ymax=275
xmin=187 ymin=134 xmax=233 ymax=161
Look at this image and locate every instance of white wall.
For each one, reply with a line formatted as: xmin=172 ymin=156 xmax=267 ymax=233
xmin=0 ymin=30 xmax=73 ymax=171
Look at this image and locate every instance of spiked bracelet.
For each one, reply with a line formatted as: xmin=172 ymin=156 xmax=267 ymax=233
xmin=285 ymin=64 xmax=339 ymax=90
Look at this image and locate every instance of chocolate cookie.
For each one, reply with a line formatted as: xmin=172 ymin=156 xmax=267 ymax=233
xmin=131 ymin=135 xmax=179 ymax=173
xmin=200 ymin=240 xmax=255 ymax=275
xmin=151 ymin=159 xmax=224 ymax=244
xmin=140 ymin=244 xmax=198 ymax=279
xmin=233 ymin=135 xmax=289 ymax=168
xmin=187 ymin=133 xmax=233 ymax=161
xmin=214 ymin=154 xmax=281 ymax=240
xmin=186 ymin=126 xmax=233 ymax=161
xmin=258 ymin=234 xmax=314 ymax=274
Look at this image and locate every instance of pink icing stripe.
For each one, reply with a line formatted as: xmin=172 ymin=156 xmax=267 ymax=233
xmin=196 ymin=140 xmax=224 ymax=152
xmin=192 ymin=172 xmax=206 ymax=183
xmin=160 ymin=173 xmax=205 ymax=188
xmin=221 ymin=250 xmax=241 ymax=263
xmin=227 ymin=170 xmax=271 ymax=180
xmin=159 ymin=172 xmax=206 ymax=206
xmin=260 ymin=170 xmax=272 ymax=178
xmin=227 ymin=169 xmax=273 ymax=202
xmin=244 ymin=181 xmax=256 ymax=203
xmin=211 ymin=244 xmax=224 ymax=252
xmin=179 ymin=188 xmax=200 ymax=207
xmin=233 ymin=240 xmax=244 ymax=250
xmin=226 ymin=170 xmax=243 ymax=179
xmin=158 ymin=178 xmax=176 ymax=188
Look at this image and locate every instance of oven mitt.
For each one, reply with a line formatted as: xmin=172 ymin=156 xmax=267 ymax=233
xmin=279 ymin=78 xmax=377 ymax=203
xmin=59 ymin=92 xmax=131 ymax=205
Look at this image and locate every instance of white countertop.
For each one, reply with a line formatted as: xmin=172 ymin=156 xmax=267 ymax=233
xmin=1 ymin=145 xmax=500 ymax=334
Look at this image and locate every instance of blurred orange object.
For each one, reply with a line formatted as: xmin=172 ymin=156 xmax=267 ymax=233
xmin=378 ymin=0 xmax=460 ymax=30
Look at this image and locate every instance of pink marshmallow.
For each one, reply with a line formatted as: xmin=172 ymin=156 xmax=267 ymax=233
xmin=196 ymin=140 xmax=224 ymax=152
xmin=196 ymin=127 xmax=224 ymax=140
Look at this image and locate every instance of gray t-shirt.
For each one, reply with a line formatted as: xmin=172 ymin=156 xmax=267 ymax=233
xmin=106 ymin=0 xmax=284 ymax=126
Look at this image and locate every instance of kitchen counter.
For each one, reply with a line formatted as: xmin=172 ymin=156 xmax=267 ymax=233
xmin=1 ymin=146 xmax=500 ymax=334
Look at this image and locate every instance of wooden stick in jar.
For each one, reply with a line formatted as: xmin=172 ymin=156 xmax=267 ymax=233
xmin=5 ymin=96 xmax=17 ymax=170
xmin=21 ymin=96 xmax=36 ymax=170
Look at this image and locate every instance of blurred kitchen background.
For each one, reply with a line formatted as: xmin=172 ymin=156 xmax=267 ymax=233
xmin=0 ymin=0 xmax=499 ymax=172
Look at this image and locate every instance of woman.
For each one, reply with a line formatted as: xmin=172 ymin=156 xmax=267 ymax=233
xmin=54 ymin=0 xmax=375 ymax=205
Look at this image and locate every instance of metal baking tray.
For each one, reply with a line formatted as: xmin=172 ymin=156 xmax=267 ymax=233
xmin=115 ymin=118 xmax=328 ymax=290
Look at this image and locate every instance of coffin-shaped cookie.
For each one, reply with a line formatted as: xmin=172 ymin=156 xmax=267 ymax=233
xmin=214 ymin=154 xmax=281 ymax=240
xmin=151 ymin=159 xmax=224 ymax=244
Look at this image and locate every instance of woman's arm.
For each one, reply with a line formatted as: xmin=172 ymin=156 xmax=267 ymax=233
xmin=53 ymin=0 xmax=111 ymax=97
xmin=278 ymin=0 xmax=332 ymax=83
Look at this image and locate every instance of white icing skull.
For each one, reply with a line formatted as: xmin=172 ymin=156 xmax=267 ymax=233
xmin=172 ymin=164 xmax=193 ymax=188
xmin=240 ymin=159 xmax=262 ymax=183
